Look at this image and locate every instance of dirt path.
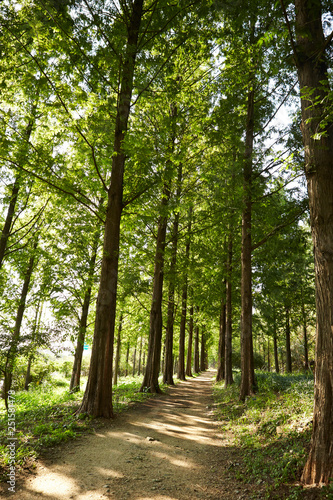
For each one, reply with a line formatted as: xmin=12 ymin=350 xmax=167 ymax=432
xmin=10 ymin=371 xmax=252 ymax=500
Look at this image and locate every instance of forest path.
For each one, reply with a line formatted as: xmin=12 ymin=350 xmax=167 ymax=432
xmin=15 ymin=371 xmax=251 ymax=500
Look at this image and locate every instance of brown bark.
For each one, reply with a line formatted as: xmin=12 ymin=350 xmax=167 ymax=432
xmin=240 ymin=83 xmax=256 ymax=401
xmin=0 ymin=176 xmax=20 ymax=270
xmin=216 ymin=288 xmax=226 ymax=382
xmin=185 ymin=304 xmax=194 ymax=377
xmin=163 ymin=165 xmax=182 ymax=385
xmin=125 ymin=342 xmax=130 ymax=376
xmin=138 ymin=336 xmax=142 ymax=376
xmin=3 ymin=240 xmax=38 ymax=407
xmin=200 ymin=330 xmax=206 ymax=372
xmin=224 ymin=235 xmax=233 ymax=387
xmin=273 ymin=303 xmax=280 ymax=373
xmin=78 ymin=0 xmax=144 ymax=418
xmin=289 ymin=0 xmax=333 ymax=484
xmin=132 ymin=348 xmax=137 ymax=376
xmin=113 ymin=313 xmax=123 ymax=386
xmin=178 ymin=208 xmax=192 ymax=381
xmin=285 ymin=306 xmax=292 ymax=373
xmin=194 ymin=310 xmax=200 ymax=373
xmin=70 ymin=232 xmax=99 ymax=392
xmin=140 ymin=182 xmax=170 ymax=393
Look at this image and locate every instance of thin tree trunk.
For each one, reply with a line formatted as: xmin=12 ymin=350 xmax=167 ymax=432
xmin=70 ymin=231 xmax=99 ymax=392
xmin=185 ymin=304 xmax=194 ymax=377
xmin=194 ymin=308 xmax=200 ymax=373
xmin=78 ymin=0 xmax=144 ymax=418
xmin=240 ymin=82 xmax=256 ymax=401
xmin=273 ymin=303 xmax=280 ymax=373
xmin=285 ymin=305 xmax=292 ymax=373
xmin=178 ymin=208 xmax=192 ymax=381
xmin=113 ymin=313 xmax=123 ymax=386
xmin=138 ymin=336 xmax=142 ymax=376
xmin=225 ymin=235 xmax=233 ymax=387
xmin=132 ymin=348 xmax=137 ymax=376
xmin=140 ymin=182 xmax=170 ymax=393
xmin=163 ymin=164 xmax=182 ymax=385
xmin=24 ymin=298 xmax=43 ymax=391
xmin=0 ymin=176 xmax=21 ymax=270
xmin=216 ymin=288 xmax=226 ymax=382
xmin=200 ymin=330 xmax=205 ymax=372
xmin=125 ymin=342 xmax=130 ymax=376
xmin=3 ymin=240 xmax=38 ymax=407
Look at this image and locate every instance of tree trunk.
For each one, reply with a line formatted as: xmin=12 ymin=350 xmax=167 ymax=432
xmin=0 ymin=176 xmax=21 ymax=270
xmin=113 ymin=313 xmax=123 ymax=386
xmin=78 ymin=0 xmax=143 ymax=418
xmin=240 ymin=83 xmax=256 ymax=401
xmin=185 ymin=304 xmax=194 ymax=377
xmin=273 ymin=303 xmax=280 ymax=373
xmin=225 ymin=235 xmax=233 ymax=387
xmin=3 ymin=240 xmax=38 ymax=407
xmin=132 ymin=348 xmax=137 ymax=376
xmin=140 ymin=182 xmax=170 ymax=393
xmin=285 ymin=306 xmax=292 ymax=373
xmin=24 ymin=355 xmax=33 ymax=391
xmin=194 ymin=308 xmax=200 ymax=373
xmin=200 ymin=330 xmax=206 ymax=372
xmin=138 ymin=336 xmax=142 ymax=376
xmin=288 ymin=0 xmax=333 ymax=484
xmin=125 ymin=342 xmax=130 ymax=376
xmin=178 ymin=208 xmax=192 ymax=381
xmin=163 ymin=166 xmax=182 ymax=385
xmin=70 ymin=231 xmax=99 ymax=392
xmin=216 ymin=289 xmax=226 ymax=382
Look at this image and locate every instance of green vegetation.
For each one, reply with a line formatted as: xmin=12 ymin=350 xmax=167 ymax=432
xmin=214 ymin=372 xmax=333 ymax=499
xmin=0 ymin=361 xmax=163 ymax=481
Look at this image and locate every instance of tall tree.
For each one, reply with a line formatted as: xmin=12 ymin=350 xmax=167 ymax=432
xmin=279 ymin=0 xmax=333 ymax=484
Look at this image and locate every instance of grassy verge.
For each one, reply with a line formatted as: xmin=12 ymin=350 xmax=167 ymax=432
xmin=213 ymin=371 xmax=333 ymax=500
xmin=0 ymin=374 xmax=165 ymax=481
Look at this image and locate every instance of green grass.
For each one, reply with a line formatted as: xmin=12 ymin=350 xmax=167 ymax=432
xmin=213 ymin=371 xmax=333 ymax=499
xmin=0 ymin=373 xmax=166 ymax=480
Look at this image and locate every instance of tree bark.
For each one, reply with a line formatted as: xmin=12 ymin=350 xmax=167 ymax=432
xmin=163 ymin=165 xmax=182 ymax=385
xmin=200 ymin=330 xmax=206 ymax=372
xmin=240 ymin=84 xmax=256 ymax=401
xmin=178 ymin=208 xmax=192 ymax=381
xmin=225 ymin=235 xmax=233 ymax=387
xmin=289 ymin=0 xmax=333 ymax=484
xmin=140 ymin=182 xmax=170 ymax=393
xmin=185 ymin=304 xmax=194 ymax=377
xmin=70 ymin=231 xmax=99 ymax=392
xmin=78 ymin=0 xmax=144 ymax=418
xmin=3 ymin=240 xmax=38 ymax=407
xmin=113 ymin=313 xmax=123 ymax=386
xmin=216 ymin=287 xmax=226 ymax=382
xmin=273 ymin=303 xmax=280 ymax=373
xmin=285 ymin=305 xmax=292 ymax=373
xmin=194 ymin=309 xmax=200 ymax=373
xmin=138 ymin=336 xmax=142 ymax=376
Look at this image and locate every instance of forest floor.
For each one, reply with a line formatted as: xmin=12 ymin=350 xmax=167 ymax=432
xmin=0 ymin=370 xmax=324 ymax=500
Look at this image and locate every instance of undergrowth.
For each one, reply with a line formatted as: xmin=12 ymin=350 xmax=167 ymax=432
xmin=0 ymin=374 xmax=164 ymax=480
xmin=214 ymin=371 xmax=333 ymax=499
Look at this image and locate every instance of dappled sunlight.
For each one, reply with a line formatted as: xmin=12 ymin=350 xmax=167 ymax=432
xmin=149 ymin=450 xmax=195 ymax=469
xmin=18 ymin=372 xmax=241 ymax=500
xmin=25 ymin=470 xmax=79 ymax=498
xmin=95 ymin=467 xmax=124 ymax=479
